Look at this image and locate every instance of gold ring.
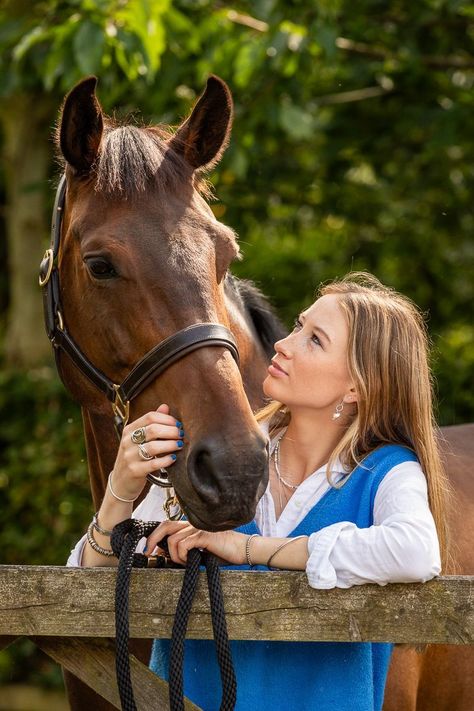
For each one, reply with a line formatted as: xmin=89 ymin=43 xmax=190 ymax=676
xmin=131 ymin=427 xmax=146 ymax=444
xmin=138 ymin=443 xmax=154 ymax=461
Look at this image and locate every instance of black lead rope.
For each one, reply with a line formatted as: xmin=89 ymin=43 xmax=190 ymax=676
xmin=111 ymin=519 xmax=237 ymax=711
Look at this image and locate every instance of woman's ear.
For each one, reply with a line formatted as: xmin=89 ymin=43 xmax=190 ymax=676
xmin=343 ymin=388 xmax=358 ymax=404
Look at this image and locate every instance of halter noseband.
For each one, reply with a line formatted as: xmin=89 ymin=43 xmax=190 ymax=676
xmin=39 ymin=174 xmax=240 ymax=488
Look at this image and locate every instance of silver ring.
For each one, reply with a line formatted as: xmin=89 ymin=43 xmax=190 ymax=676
xmin=138 ymin=443 xmax=154 ymax=461
xmin=131 ymin=427 xmax=147 ymax=445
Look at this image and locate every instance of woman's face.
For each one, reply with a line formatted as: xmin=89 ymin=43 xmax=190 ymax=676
xmin=263 ymin=294 xmax=356 ymax=414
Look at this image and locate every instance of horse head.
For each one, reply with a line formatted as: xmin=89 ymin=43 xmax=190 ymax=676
xmin=54 ymin=75 xmax=272 ymax=531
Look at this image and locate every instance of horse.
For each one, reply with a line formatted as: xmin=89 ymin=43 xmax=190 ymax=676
xmin=50 ymin=75 xmax=289 ymax=528
xmin=49 ymin=76 xmax=473 ymax=711
xmin=384 ymin=422 xmax=474 ymax=711
xmin=46 ymin=74 xmax=287 ymax=710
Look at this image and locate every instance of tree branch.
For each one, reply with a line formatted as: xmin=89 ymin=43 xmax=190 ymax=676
xmin=315 ymin=86 xmax=392 ymax=105
xmin=226 ymin=10 xmax=269 ymax=33
xmin=336 ymin=36 xmax=474 ymax=69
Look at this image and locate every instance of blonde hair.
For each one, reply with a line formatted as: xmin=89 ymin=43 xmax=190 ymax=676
xmin=258 ymin=272 xmax=451 ymax=570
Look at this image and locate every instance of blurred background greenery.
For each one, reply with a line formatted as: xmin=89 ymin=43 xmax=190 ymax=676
xmin=1 ymin=0 xmax=473 ymax=704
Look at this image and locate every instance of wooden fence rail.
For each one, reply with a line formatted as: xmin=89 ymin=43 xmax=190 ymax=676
xmin=1 ymin=566 xmax=473 ymax=644
xmin=1 ymin=566 xmax=473 ymax=710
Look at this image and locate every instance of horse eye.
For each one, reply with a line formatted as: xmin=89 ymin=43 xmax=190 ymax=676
xmin=85 ymin=258 xmax=118 ymax=279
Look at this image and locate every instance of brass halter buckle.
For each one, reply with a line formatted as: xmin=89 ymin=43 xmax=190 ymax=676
xmin=39 ymin=249 xmax=54 ymax=287
xmin=111 ymin=385 xmax=130 ymax=427
xmin=163 ymin=489 xmax=184 ymax=521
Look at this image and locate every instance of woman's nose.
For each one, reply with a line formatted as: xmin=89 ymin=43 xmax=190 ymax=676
xmin=274 ymin=335 xmax=292 ymax=358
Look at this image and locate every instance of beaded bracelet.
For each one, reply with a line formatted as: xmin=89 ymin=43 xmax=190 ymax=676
xmin=245 ymin=534 xmax=260 ymax=566
xmin=87 ymin=521 xmax=115 ymax=557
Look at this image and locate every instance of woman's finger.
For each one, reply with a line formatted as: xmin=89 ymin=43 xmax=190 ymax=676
xmin=145 ymin=520 xmax=190 ymax=555
xmin=123 ymin=407 xmax=181 ymax=437
xmin=140 ymin=452 xmax=179 ymax=470
xmin=176 ymin=531 xmax=207 ymax=565
xmin=140 ymin=422 xmax=185 ymax=443
xmin=134 ymin=436 xmax=184 ymax=459
xmin=165 ymin=526 xmax=201 ymax=563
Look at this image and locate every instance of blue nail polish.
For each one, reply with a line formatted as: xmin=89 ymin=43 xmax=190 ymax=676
xmin=143 ymin=545 xmax=148 ymax=553
xmin=171 ymin=454 xmax=177 ymax=461
xmin=175 ymin=421 xmax=182 ymax=428
xmin=177 ymin=440 xmax=184 ymax=447
xmin=179 ymin=429 xmax=185 ymax=437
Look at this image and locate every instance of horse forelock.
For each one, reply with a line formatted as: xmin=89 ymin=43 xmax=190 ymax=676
xmin=90 ymin=123 xmax=210 ymax=199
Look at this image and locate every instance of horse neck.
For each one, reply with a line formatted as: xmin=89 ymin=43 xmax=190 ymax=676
xmin=224 ymin=280 xmax=278 ymax=410
xmin=81 ymin=408 xmax=119 ymax=509
xmin=239 ymin=347 xmax=269 ymax=410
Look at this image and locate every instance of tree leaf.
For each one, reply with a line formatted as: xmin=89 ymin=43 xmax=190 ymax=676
xmin=73 ymin=19 xmax=105 ymax=75
xmin=279 ymin=102 xmax=315 ymax=140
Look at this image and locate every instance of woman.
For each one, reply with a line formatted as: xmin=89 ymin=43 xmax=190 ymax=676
xmin=68 ymin=272 xmax=447 ymax=711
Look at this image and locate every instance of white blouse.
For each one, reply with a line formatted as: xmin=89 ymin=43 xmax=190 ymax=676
xmin=67 ymin=434 xmax=441 ymax=589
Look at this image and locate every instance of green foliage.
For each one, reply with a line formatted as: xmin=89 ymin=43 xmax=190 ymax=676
xmin=0 ymin=0 xmax=170 ymax=99
xmin=0 ymin=366 xmax=91 ymax=566
xmin=0 ymin=366 xmax=91 ymax=690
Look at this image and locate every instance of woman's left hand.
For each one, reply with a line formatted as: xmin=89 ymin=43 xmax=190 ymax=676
xmin=144 ymin=520 xmax=248 ymax=566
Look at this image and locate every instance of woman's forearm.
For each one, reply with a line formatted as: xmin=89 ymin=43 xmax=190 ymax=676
xmin=81 ymin=487 xmax=133 ymax=567
xmin=143 ymin=521 xmax=310 ymax=570
xmin=248 ymin=535 xmax=309 ymax=570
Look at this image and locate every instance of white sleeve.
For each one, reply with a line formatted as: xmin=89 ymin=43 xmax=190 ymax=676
xmin=306 ymin=461 xmax=441 ymax=589
xmin=66 ymin=533 xmax=88 ymax=567
xmin=66 ymin=485 xmax=168 ymax=567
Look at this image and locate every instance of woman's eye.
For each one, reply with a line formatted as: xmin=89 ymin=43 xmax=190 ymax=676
xmin=85 ymin=258 xmax=118 ymax=279
xmin=293 ymin=318 xmax=302 ymax=330
xmin=311 ymin=334 xmax=321 ymax=346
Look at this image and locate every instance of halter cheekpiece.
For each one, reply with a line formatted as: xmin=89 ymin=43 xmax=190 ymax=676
xmin=39 ymin=174 xmax=240 ymax=494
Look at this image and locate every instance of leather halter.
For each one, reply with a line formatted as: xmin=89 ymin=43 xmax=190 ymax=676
xmin=39 ymin=174 xmax=240 ymax=486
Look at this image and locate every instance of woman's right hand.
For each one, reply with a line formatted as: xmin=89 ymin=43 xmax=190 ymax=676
xmin=110 ymin=403 xmax=184 ymax=502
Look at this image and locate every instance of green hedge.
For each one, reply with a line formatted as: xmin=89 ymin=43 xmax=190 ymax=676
xmin=0 ymin=366 xmax=91 ymax=689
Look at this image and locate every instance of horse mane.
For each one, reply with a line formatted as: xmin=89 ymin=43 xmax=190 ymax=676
xmin=59 ymin=121 xmax=211 ymax=198
xmin=227 ymin=276 xmax=287 ymax=358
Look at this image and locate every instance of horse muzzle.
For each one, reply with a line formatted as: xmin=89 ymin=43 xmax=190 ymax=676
xmin=173 ymin=433 xmax=269 ymax=531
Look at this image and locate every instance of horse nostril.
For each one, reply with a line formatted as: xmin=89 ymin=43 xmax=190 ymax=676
xmin=189 ymin=445 xmax=222 ymax=507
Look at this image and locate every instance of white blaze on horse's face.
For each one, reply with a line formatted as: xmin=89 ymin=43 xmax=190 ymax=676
xmin=56 ymin=75 xmax=270 ymax=531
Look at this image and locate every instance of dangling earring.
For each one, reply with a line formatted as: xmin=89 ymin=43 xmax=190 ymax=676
xmin=332 ymin=401 xmax=344 ymax=420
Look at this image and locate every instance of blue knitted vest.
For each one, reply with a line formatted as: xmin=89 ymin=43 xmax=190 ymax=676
xmin=150 ymin=444 xmax=418 ymax=711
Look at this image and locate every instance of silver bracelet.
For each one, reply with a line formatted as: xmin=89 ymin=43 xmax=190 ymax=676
xmin=107 ymin=471 xmax=137 ymax=503
xmin=92 ymin=512 xmax=113 ymax=537
xmin=245 ymin=534 xmax=260 ymax=566
xmin=86 ymin=521 xmax=115 ymax=557
xmin=266 ymin=535 xmax=307 ymax=569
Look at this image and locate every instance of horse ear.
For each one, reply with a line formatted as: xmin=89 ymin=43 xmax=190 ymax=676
xmin=170 ymin=75 xmax=233 ymax=170
xmin=59 ymin=76 xmax=103 ymax=174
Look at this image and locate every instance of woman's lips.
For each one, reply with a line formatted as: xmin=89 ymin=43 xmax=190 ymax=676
xmin=268 ymin=360 xmax=288 ymax=377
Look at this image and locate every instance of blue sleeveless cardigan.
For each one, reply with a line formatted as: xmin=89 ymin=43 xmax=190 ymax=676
xmin=150 ymin=444 xmax=418 ymax=711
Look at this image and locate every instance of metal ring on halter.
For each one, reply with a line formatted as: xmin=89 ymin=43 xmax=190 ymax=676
xmin=138 ymin=443 xmax=154 ymax=461
xmin=147 ymin=469 xmax=173 ymax=487
xmin=131 ymin=426 xmax=147 ymax=444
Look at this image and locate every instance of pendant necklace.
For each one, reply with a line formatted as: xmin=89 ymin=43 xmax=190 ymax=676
xmin=273 ymin=438 xmax=300 ymax=491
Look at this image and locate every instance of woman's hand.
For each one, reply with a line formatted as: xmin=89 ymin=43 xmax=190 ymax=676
xmin=145 ymin=520 xmax=248 ymax=566
xmin=110 ymin=403 xmax=185 ymax=501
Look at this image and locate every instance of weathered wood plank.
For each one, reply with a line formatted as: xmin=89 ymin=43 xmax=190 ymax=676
xmin=33 ymin=636 xmax=201 ymax=711
xmin=0 ymin=566 xmax=472 ymax=644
